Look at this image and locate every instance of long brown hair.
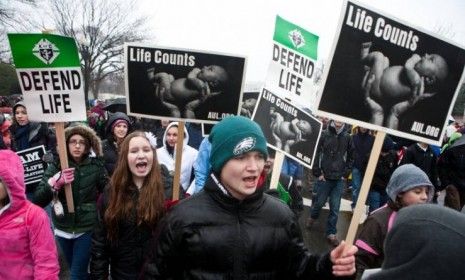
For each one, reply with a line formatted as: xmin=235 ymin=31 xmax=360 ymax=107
xmin=104 ymin=131 xmax=165 ymax=241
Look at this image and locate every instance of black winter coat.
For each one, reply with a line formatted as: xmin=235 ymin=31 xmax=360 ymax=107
xmin=102 ymin=139 xmax=118 ymax=176
xmin=312 ymin=124 xmax=353 ymax=180
xmin=437 ymin=137 xmax=465 ymax=191
xmin=400 ymin=144 xmax=438 ymax=188
xmin=90 ymin=165 xmax=173 ymax=280
xmin=371 ymin=151 xmax=397 ymax=192
xmin=144 ymin=175 xmax=339 ymax=280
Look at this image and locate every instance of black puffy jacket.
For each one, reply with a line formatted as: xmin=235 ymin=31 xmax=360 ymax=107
xmin=102 ymin=139 xmax=118 ymax=176
xmin=312 ymin=123 xmax=353 ymax=180
xmin=144 ymin=175 xmax=338 ymax=280
xmin=90 ymin=165 xmax=172 ymax=280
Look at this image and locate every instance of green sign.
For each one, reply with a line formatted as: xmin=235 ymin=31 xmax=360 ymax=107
xmin=273 ymin=16 xmax=319 ymax=60
xmin=8 ymin=33 xmax=80 ymax=68
xmin=7 ymin=33 xmax=86 ymax=123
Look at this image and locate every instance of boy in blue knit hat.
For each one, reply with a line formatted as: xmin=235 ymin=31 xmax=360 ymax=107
xmin=146 ymin=116 xmax=357 ymax=279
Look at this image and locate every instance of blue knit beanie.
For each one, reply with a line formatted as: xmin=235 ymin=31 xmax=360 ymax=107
xmin=386 ymin=164 xmax=434 ymax=202
xmin=208 ymin=116 xmax=268 ymax=173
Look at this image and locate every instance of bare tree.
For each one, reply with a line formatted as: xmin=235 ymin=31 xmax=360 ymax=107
xmin=43 ymin=0 xmax=149 ymax=102
xmin=0 ymin=0 xmax=36 ymax=62
xmin=0 ymin=0 xmax=35 ymax=26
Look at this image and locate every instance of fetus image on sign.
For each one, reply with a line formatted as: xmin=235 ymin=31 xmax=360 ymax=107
xmin=147 ymin=65 xmax=229 ymax=119
xmin=270 ymin=107 xmax=312 ymax=153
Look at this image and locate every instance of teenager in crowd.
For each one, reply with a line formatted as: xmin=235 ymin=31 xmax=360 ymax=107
xmin=35 ymin=124 xmax=108 ymax=280
xmin=91 ymin=131 xmax=168 ymax=279
xmin=145 ymin=116 xmax=357 ymax=279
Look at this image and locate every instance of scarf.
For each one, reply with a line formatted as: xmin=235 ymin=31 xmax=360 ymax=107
xmin=14 ymin=123 xmax=30 ymax=151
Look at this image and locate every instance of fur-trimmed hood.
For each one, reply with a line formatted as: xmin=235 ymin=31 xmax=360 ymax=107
xmin=65 ymin=124 xmax=103 ymax=157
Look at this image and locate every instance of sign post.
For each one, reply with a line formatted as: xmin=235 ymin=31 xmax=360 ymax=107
xmin=8 ymin=33 xmax=87 ymax=213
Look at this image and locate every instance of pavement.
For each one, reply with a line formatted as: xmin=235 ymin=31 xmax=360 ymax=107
xmin=298 ymin=197 xmax=365 ymax=254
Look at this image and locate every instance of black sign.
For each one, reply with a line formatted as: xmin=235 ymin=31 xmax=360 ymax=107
xmin=16 ymin=145 xmax=46 ymax=185
xmin=316 ymin=0 xmax=465 ymax=145
xmin=252 ymin=88 xmax=322 ymax=168
xmin=126 ymin=44 xmax=246 ymax=124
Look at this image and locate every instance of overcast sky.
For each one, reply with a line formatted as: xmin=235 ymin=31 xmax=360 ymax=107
xmin=138 ymin=0 xmax=465 ymax=85
xmin=9 ymin=0 xmax=465 ymax=86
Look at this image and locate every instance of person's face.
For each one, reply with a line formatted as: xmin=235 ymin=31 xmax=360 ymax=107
xmin=243 ymin=98 xmax=257 ymax=109
xmin=198 ymin=65 xmax=227 ymax=83
xmin=68 ymin=134 xmax=88 ymax=163
xmin=128 ymin=136 xmax=154 ymax=181
xmin=399 ymin=186 xmax=429 ymax=206
xmin=0 ymin=180 xmax=7 ymax=202
xmin=297 ymin=120 xmax=312 ymax=134
xmin=359 ymin=127 xmax=368 ymax=133
xmin=414 ymin=54 xmax=448 ymax=82
xmin=220 ymin=151 xmax=265 ymax=200
xmin=166 ymin=126 xmax=178 ymax=147
xmin=264 ymin=156 xmax=275 ymax=175
xmin=333 ymin=120 xmax=343 ymax=129
xmin=113 ymin=122 xmax=128 ymax=140
xmin=15 ymin=106 xmax=29 ymax=126
xmin=161 ymin=119 xmax=170 ymax=128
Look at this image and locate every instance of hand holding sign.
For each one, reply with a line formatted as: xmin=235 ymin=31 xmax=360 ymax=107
xmin=48 ymin=168 xmax=75 ymax=191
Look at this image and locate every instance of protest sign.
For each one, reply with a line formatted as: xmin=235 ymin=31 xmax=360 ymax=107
xmin=16 ymin=145 xmax=46 ymax=186
xmin=265 ymin=16 xmax=320 ymax=108
xmin=252 ymin=87 xmax=322 ymax=169
xmin=125 ymin=44 xmax=246 ymax=124
xmin=316 ymin=0 xmax=465 ymax=145
xmin=8 ymin=34 xmax=86 ymax=122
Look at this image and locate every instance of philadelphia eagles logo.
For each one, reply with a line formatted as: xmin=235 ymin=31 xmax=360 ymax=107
xmin=32 ymin=38 xmax=60 ymax=65
xmin=233 ymin=137 xmax=256 ymax=155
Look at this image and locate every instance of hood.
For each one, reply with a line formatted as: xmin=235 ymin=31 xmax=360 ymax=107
xmin=0 ymin=150 xmax=26 ymax=214
xmin=329 ymin=120 xmax=345 ymax=135
xmin=367 ymin=204 xmax=465 ymax=280
xmin=65 ymin=124 xmax=103 ymax=157
xmin=162 ymin=121 xmax=189 ymax=149
xmin=105 ymin=111 xmax=131 ymax=135
xmin=386 ymin=164 xmax=434 ymax=202
xmin=12 ymin=100 xmax=25 ymax=114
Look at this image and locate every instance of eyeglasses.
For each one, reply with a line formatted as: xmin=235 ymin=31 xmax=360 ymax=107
xmin=69 ymin=139 xmax=87 ymax=146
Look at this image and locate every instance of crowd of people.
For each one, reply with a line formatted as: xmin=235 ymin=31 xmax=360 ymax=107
xmin=0 ymin=95 xmax=465 ymax=279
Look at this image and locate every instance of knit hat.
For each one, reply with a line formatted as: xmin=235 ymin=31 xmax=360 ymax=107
xmin=105 ymin=112 xmax=131 ymax=134
xmin=111 ymin=119 xmax=129 ymax=131
xmin=386 ymin=164 xmax=434 ymax=202
xmin=12 ymin=100 xmax=26 ymax=113
xmin=209 ymin=116 xmax=268 ymax=173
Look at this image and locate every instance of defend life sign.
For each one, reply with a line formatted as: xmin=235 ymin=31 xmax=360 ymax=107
xmin=8 ymin=34 xmax=86 ymax=122
xmin=265 ymin=16 xmax=319 ymax=107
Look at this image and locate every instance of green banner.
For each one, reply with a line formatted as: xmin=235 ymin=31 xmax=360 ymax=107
xmin=8 ymin=33 xmax=80 ymax=68
xmin=273 ymin=16 xmax=318 ymax=60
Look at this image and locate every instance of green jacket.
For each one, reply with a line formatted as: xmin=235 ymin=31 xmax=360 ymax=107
xmin=34 ymin=156 xmax=108 ymax=233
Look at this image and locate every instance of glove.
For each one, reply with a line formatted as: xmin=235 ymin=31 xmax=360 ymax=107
xmin=48 ymin=168 xmax=75 ymax=191
xmin=164 ymin=199 xmax=179 ymax=210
